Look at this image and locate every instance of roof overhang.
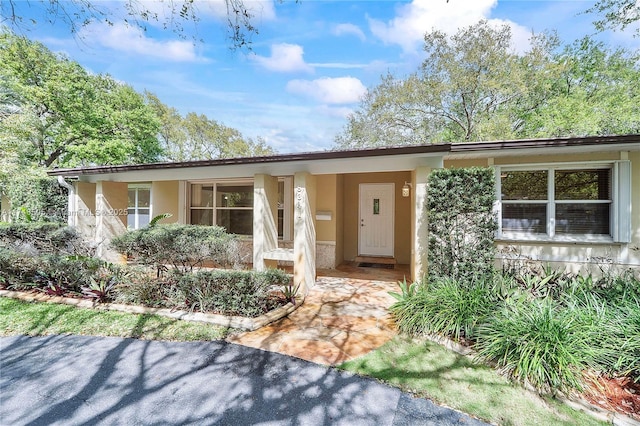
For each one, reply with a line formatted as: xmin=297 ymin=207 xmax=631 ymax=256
xmin=47 ymin=134 xmax=640 ymax=183
xmin=48 ymin=144 xmax=449 ymax=183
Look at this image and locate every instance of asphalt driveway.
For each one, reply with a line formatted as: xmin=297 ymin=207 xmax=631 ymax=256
xmin=0 ymin=335 xmax=488 ymax=425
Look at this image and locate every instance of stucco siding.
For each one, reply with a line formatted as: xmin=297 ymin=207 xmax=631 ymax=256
xmin=151 ymin=181 xmax=179 ymax=224
xmin=315 ymin=174 xmax=337 ymax=242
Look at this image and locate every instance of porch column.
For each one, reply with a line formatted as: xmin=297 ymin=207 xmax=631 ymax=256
xmin=74 ymin=182 xmax=97 ymax=242
xmin=253 ymin=174 xmax=279 ymax=271
xmin=293 ymin=172 xmax=316 ymax=295
xmin=95 ymin=181 xmax=128 ymax=262
xmin=411 ymin=167 xmax=431 ymax=281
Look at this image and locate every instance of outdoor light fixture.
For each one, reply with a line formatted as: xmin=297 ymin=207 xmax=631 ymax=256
xmin=402 ymin=182 xmax=412 ymax=198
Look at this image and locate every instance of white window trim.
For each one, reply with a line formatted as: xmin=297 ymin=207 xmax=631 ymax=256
xmin=128 ymin=184 xmax=151 ymax=230
xmin=187 ymin=177 xmax=292 ymax=240
xmin=494 ymin=161 xmax=631 ymax=244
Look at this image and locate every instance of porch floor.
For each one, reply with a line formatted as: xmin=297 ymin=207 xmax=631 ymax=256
xmin=226 ymin=263 xmax=409 ymax=366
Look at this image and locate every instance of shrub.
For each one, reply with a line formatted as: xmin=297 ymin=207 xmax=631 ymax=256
xmin=427 ymin=167 xmax=497 ymax=285
xmin=0 ymin=246 xmax=121 ymax=297
xmin=576 ymin=294 xmax=640 ymax=381
xmin=475 ymin=298 xmax=592 ymax=393
xmin=111 ymin=224 xmax=241 ymax=274
xmin=114 ymin=269 xmax=170 ymax=308
xmin=390 ymin=277 xmax=496 ymax=340
xmin=165 ymin=268 xmax=290 ymax=317
xmin=0 ymin=246 xmax=40 ymax=289
xmin=0 ymin=222 xmax=90 ymax=256
xmin=3 ymin=168 xmax=68 ymax=223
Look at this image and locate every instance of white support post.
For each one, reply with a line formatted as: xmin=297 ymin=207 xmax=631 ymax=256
xmin=293 ymin=172 xmax=316 ymax=295
xmin=253 ymin=174 xmax=279 ymax=271
xmin=411 ymin=166 xmax=431 ymax=282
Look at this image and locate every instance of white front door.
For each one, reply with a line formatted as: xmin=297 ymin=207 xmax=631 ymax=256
xmin=359 ymin=183 xmax=394 ymax=257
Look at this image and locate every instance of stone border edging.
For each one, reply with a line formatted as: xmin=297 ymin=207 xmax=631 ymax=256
xmin=421 ymin=333 xmax=640 ymax=426
xmin=0 ymin=289 xmax=303 ymax=331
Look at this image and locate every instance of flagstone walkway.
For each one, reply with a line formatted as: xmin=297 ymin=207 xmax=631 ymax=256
xmin=226 ymin=264 xmax=409 ymax=366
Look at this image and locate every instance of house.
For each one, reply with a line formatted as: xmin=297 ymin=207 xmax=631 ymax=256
xmin=47 ymin=134 xmax=640 ymax=294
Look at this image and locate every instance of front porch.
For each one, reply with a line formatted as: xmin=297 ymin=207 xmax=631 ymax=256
xmin=227 ymin=263 xmax=409 ymax=365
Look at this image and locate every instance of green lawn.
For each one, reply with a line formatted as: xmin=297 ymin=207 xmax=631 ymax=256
xmin=339 ymin=335 xmax=606 ymax=426
xmin=0 ymin=297 xmax=229 ymax=341
xmin=0 ymin=297 xmax=609 ymax=425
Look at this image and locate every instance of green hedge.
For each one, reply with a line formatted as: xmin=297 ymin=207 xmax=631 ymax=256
xmin=0 ymin=222 xmax=88 ymax=255
xmin=3 ymin=170 xmax=68 ymax=222
xmin=111 ymin=224 xmax=240 ymax=274
xmin=427 ymin=167 xmax=497 ymax=285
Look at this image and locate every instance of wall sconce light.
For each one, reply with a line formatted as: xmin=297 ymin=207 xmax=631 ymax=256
xmin=402 ymin=181 xmax=412 ymax=198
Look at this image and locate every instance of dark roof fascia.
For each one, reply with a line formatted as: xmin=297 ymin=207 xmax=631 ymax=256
xmin=449 ymin=134 xmax=640 ymax=153
xmin=47 ymin=143 xmax=451 ymax=177
xmin=47 ymin=134 xmax=640 ymax=177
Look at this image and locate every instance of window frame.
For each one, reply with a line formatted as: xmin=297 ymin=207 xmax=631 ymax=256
xmin=495 ymin=161 xmax=625 ymax=243
xmin=127 ymin=184 xmax=151 ymax=230
xmin=187 ymin=178 xmax=292 ymax=240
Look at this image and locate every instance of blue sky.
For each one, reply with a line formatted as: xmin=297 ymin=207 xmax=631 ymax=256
xmin=4 ymin=0 xmax=640 ymax=153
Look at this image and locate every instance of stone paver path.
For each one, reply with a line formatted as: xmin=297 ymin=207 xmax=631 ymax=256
xmin=227 ymin=265 xmax=408 ymax=365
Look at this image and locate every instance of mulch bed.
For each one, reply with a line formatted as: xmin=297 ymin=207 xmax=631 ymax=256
xmin=583 ymin=375 xmax=640 ymax=421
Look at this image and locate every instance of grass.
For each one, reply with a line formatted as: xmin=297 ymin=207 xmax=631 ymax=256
xmin=339 ymin=335 xmax=606 ymax=426
xmin=0 ymin=297 xmax=229 ymax=341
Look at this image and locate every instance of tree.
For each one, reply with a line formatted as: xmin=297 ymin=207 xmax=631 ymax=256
xmin=520 ymin=37 xmax=640 ymax=137
xmin=336 ymin=21 xmax=545 ymax=148
xmin=1 ymin=0 xmax=296 ymax=50
xmin=0 ymin=32 xmax=163 ymax=167
xmin=587 ymin=0 xmax=640 ymax=36
xmin=335 ymin=21 xmax=640 ymax=149
xmin=145 ymin=92 xmax=275 ymax=162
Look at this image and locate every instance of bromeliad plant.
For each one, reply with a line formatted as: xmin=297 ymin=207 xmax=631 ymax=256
xmin=81 ymin=276 xmax=117 ymax=302
xmin=282 ymin=280 xmax=301 ymax=305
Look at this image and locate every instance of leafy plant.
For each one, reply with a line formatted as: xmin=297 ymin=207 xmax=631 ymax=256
xmin=282 ymin=281 xmax=300 ymax=304
xmin=390 ymin=277 xmax=496 ymax=340
xmin=389 ymin=277 xmax=417 ymax=302
xmin=43 ymin=283 xmax=68 ymax=297
xmin=475 ymin=298 xmax=591 ymax=393
xmin=148 ymin=213 xmax=172 ymax=228
xmin=81 ymin=276 xmax=117 ymax=302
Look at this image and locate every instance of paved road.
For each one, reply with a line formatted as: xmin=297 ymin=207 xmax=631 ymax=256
xmin=0 ymin=335 xmax=488 ymax=425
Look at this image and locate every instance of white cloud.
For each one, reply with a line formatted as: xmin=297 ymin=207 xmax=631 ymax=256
xmin=332 ymin=23 xmax=366 ymax=41
xmin=368 ymin=0 xmax=531 ymax=54
xmin=309 ymin=62 xmax=368 ymax=69
xmin=250 ymin=43 xmax=313 ymax=73
xmin=79 ymin=22 xmax=201 ymax=62
xmin=317 ymin=105 xmax=355 ymax=119
xmin=286 ymin=77 xmax=366 ymax=104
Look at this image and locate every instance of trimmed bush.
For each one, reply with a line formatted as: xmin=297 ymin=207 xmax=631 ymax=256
xmin=0 ymin=222 xmax=90 ymax=256
xmin=170 ymin=269 xmax=290 ymax=317
xmin=111 ymin=224 xmax=240 ymax=274
xmin=3 ymin=169 xmax=68 ymax=222
xmin=0 ymin=246 xmax=121 ymax=296
xmin=113 ymin=269 xmax=170 ymax=308
xmin=427 ymin=167 xmax=497 ymax=285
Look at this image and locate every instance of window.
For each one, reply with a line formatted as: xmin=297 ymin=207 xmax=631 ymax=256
xmin=128 ymin=185 xmax=151 ymax=229
xmin=189 ymin=180 xmax=287 ymax=237
xmin=496 ymin=162 xmax=631 ymax=242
